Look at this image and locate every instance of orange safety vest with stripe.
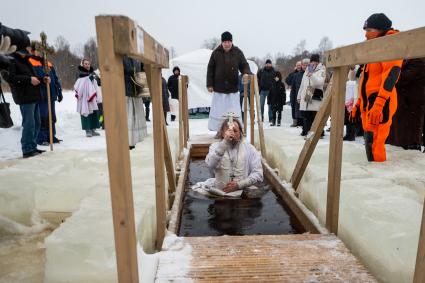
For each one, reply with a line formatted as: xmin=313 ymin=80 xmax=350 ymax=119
xmin=28 ymin=57 xmax=53 ymax=69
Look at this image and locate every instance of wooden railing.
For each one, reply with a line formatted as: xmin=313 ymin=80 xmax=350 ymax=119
xmin=288 ymin=26 xmax=425 ymax=283
xmin=95 ymin=15 xmax=176 ymax=283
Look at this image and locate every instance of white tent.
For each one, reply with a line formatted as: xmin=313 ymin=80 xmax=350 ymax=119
xmin=162 ymin=49 xmax=258 ymax=109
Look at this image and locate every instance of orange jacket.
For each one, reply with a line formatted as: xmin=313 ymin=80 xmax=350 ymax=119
xmin=354 ymin=30 xmax=403 ymax=117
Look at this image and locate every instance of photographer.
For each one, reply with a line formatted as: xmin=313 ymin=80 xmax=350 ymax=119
xmin=297 ymin=54 xmax=327 ymax=137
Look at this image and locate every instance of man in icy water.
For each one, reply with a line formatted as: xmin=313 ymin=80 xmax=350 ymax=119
xmin=201 ymin=117 xmax=263 ymax=197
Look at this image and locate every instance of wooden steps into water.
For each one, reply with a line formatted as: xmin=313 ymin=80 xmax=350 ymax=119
xmin=155 ymin=234 xmax=376 ymax=282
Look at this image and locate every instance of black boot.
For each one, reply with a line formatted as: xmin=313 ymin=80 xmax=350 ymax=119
xmin=343 ymin=123 xmax=356 ymax=141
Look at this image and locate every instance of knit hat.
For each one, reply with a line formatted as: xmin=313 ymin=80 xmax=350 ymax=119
xmin=172 ymin=66 xmax=180 ymax=73
xmin=221 ymin=31 xmax=233 ymax=42
xmin=310 ymin=53 xmax=320 ymax=63
xmin=363 ymin=13 xmax=392 ymax=31
xmin=265 ymin=59 xmax=272 ymax=64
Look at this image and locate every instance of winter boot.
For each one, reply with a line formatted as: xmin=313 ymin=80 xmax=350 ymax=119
xmin=91 ymin=129 xmax=100 ymax=136
xmin=86 ymin=130 xmax=93 ymax=137
xmin=343 ymin=123 xmax=356 ymax=141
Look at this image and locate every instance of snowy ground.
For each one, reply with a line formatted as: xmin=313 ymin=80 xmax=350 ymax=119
xmin=1 ymin=92 xmax=424 ymax=282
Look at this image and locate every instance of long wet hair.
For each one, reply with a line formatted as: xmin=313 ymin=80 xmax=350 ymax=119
xmin=218 ymin=118 xmax=244 ymax=140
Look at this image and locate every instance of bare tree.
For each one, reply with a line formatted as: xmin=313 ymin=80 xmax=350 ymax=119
xmin=83 ymin=37 xmax=98 ymax=69
xmin=318 ymin=36 xmax=333 ymax=56
xmin=293 ymin=39 xmax=307 ymax=56
xmin=50 ymin=36 xmax=81 ymax=89
xmin=201 ymin=37 xmax=220 ymax=50
xmin=169 ymin=46 xmax=177 ymax=59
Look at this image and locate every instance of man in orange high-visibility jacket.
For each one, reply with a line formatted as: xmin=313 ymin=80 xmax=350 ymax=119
xmin=351 ymin=13 xmax=403 ymax=162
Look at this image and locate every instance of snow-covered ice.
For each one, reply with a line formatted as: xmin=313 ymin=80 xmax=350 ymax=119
xmin=256 ymin=113 xmax=425 ymax=283
xmin=1 ymin=89 xmax=425 ymax=283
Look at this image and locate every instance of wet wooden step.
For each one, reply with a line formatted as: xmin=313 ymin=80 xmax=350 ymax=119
xmin=155 ymin=234 xmax=376 ymax=282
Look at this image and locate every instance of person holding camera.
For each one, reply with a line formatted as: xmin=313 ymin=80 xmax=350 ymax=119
xmin=297 ymin=53 xmax=326 ymax=137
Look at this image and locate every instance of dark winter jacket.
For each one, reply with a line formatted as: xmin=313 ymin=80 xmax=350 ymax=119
xmin=285 ymin=70 xmax=299 ymax=102
xmin=207 ymin=45 xmax=251 ymax=94
xmin=29 ymin=56 xmax=62 ymax=101
xmin=388 ymin=58 xmax=425 ymax=146
xmin=162 ymin=77 xmax=170 ymax=112
xmin=3 ymin=52 xmax=42 ymax=105
xmin=294 ymin=70 xmax=305 ymax=98
xmin=257 ymin=67 xmax=276 ymax=91
xmin=123 ymin=56 xmax=143 ymax=97
xmin=268 ymin=79 xmax=286 ymax=111
xmin=167 ymin=74 xmax=179 ymax=99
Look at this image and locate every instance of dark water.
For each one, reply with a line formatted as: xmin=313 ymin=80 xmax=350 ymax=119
xmin=178 ymin=160 xmax=301 ymax=237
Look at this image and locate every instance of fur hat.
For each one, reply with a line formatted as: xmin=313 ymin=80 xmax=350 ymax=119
xmin=172 ymin=66 xmax=180 ymax=73
xmin=363 ymin=13 xmax=392 ymax=31
xmin=221 ymin=31 xmax=233 ymax=42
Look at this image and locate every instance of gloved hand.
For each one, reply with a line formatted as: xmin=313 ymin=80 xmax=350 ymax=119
xmin=0 ymin=35 xmax=17 ymax=55
xmin=349 ymin=105 xmax=358 ymax=123
xmin=57 ymin=94 xmax=63 ymax=103
xmin=368 ymin=97 xmax=386 ymax=125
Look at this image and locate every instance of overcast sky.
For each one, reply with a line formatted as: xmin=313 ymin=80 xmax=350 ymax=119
xmin=2 ymin=0 xmax=424 ymax=59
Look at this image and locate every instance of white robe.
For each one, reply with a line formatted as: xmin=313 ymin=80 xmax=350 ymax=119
xmin=208 ymin=92 xmax=241 ymax=131
xmin=193 ymin=140 xmax=263 ymax=197
xmin=74 ymin=77 xmax=101 ymax=117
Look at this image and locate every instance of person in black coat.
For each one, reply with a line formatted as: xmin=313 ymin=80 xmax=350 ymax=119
xmin=294 ymin=59 xmax=308 ymax=135
xmin=3 ymin=48 xmax=46 ymax=158
xmin=257 ymin=59 xmax=276 ymax=122
xmin=167 ymin=66 xmax=180 ymax=121
xmin=206 ymin=31 xmax=251 ymax=132
xmin=388 ymin=58 xmax=425 ymax=150
xmin=285 ymin=61 xmax=302 ymax=126
xmin=267 ymin=71 xmax=286 ymax=126
xmin=162 ymin=77 xmax=170 ymax=125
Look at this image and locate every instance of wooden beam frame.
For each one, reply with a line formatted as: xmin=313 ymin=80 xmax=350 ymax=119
xmin=243 ymin=79 xmax=248 ymax=136
xmin=96 ymin=15 xmax=170 ymax=283
xmin=181 ymin=75 xmax=189 ymax=147
xmin=290 ymin=78 xmax=333 ymax=190
xmin=414 ymin=200 xmax=425 ymax=283
xmin=325 ymin=67 xmax=349 ymax=234
xmin=253 ymin=75 xmax=267 ymax=157
xmin=325 ymin=27 xmax=425 ymax=67
xmin=249 ymin=76 xmax=255 ymax=145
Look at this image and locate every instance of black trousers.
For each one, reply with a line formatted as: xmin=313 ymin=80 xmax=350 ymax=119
xmin=303 ymin=111 xmax=317 ymax=133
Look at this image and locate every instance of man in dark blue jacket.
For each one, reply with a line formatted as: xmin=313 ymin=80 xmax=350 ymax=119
xmin=285 ymin=61 xmax=301 ymax=127
xmin=257 ymin=59 xmax=276 ymax=122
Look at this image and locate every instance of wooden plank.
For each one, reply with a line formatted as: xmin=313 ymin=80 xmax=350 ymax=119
xmin=168 ymin=146 xmax=191 ymax=234
xmin=325 ymin=26 xmax=425 ymax=67
xmin=253 ymin=75 xmax=267 ymax=157
xmin=249 ymin=76 xmax=255 ymax=145
xmin=181 ymin=75 xmax=189 ymax=146
xmin=149 ymin=65 xmax=167 ymax=250
xmin=163 ymin=119 xmax=176 ymax=196
xmin=291 ymin=77 xmax=334 ymax=190
xmin=95 ymin=16 xmax=139 ymax=282
xmin=106 ymin=15 xmax=169 ymax=68
xmin=262 ymin=160 xmax=328 ymax=234
xmin=156 ymin=234 xmax=377 ymax=282
xmin=243 ymin=78 xmax=248 ymax=135
xmin=178 ymin=76 xmax=184 ymax=155
xmin=414 ymin=201 xmax=425 ymax=283
xmin=326 ymin=66 xmax=349 ymax=234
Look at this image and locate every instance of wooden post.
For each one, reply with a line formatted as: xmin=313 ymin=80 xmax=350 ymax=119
xmin=291 ymin=78 xmax=334 ymax=190
xmin=163 ymin=118 xmax=176 ymax=195
xmin=249 ymin=75 xmax=255 ymax=145
xmin=181 ymin=75 xmax=189 ymax=145
xmin=178 ymin=77 xmax=184 ymax=153
xmin=326 ymin=66 xmax=349 ymax=234
xmin=95 ymin=16 xmax=139 ymax=282
xmin=243 ymin=79 xmax=248 ymax=136
xmin=149 ymin=65 xmax=167 ymax=250
xmin=414 ymin=202 xmax=425 ymax=283
xmin=253 ymin=75 xmax=267 ymax=157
